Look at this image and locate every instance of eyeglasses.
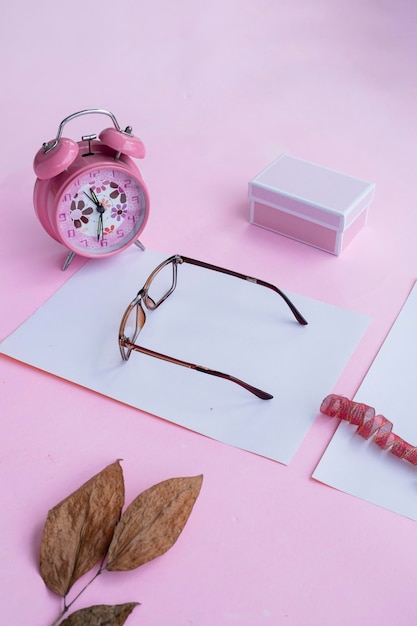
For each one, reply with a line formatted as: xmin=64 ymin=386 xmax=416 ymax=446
xmin=118 ymin=255 xmax=308 ymax=400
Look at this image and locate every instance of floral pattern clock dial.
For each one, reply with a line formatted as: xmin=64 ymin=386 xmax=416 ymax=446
xmin=57 ymin=167 xmax=147 ymax=255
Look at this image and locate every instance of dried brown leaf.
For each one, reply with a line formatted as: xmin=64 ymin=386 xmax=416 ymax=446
xmin=40 ymin=460 xmax=125 ymax=596
xmin=60 ymin=602 xmax=139 ymax=626
xmin=106 ymin=474 xmax=203 ymax=571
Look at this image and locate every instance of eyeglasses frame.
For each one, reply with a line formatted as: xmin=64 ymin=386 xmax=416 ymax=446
xmin=118 ymin=254 xmax=308 ymax=400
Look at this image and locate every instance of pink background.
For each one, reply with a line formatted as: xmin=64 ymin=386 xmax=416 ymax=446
xmin=1 ymin=1 xmax=417 ymax=624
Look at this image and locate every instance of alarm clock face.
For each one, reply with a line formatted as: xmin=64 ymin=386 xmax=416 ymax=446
xmin=56 ymin=166 xmax=148 ymax=255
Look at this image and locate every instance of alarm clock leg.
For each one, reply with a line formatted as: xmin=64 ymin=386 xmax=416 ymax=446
xmin=62 ymin=251 xmax=75 ymax=271
xmin=134 ymin=240 xmax=146 ymax=251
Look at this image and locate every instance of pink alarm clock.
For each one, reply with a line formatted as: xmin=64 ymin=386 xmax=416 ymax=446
xmin=33 ymin=108 xmax=150 ymax=270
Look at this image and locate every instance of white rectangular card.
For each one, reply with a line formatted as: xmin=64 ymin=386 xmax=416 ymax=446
xmin=314 ymin=282 xmax=417 ymax=519
xmin=1 ymin=248 xmax=369 ymax=463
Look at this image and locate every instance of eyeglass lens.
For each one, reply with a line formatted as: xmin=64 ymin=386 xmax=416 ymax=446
xmin=119 ymin=304 xmax=144 ymax=360
xmin=147 ymin=258 xmax=177 ymax=307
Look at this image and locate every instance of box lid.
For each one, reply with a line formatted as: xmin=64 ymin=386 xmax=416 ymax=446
xmin=249 ymin=154 xmax=375 ymax=230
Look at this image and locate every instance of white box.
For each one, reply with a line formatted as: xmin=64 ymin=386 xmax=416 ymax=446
xmin=249 ymin=154 xmax=375 ymax=255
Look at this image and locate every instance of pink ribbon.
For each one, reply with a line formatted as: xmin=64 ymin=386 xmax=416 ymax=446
xmin=320 ymin=394 xmax=417 ymax=465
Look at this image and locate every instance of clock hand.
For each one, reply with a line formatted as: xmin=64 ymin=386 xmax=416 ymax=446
xmin=96 ymin=204 xmax=105 ymax=241
xmin=97 ymin=212 xmax=103 ymax=241
xmin=83 ymin=190 xmax=99 ymax=206
xmin=90 ymin=188 xmax=101 ymax=206
xmin=83 ymin=190 xmax=106 ymax=241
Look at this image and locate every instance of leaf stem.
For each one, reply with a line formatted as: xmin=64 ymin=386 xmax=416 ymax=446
xmin=49 ymin=567 xmax=104 ymax=626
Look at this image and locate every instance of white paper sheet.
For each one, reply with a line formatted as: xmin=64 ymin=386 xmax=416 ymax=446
xmin=313 ymin=282 xmax=417 ymax=519
xmin=1 ymin=248 xmax=369 ymax=463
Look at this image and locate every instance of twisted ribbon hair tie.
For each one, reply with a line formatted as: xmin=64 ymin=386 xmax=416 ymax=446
xmin=320 ymin=394 xmax=417 ymax=465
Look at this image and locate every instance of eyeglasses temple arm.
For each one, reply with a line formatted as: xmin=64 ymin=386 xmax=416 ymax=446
xmin=122 ymin=340 xmax=273 ymax=400
xmin=178 ymin=256 xmax=308 ymax=326
xmin=250 ymin=277 xmax=308 ymax=326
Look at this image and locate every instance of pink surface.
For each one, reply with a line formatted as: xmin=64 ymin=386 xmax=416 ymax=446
xmin=1 ymin=1 xmax=417 ymax=624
